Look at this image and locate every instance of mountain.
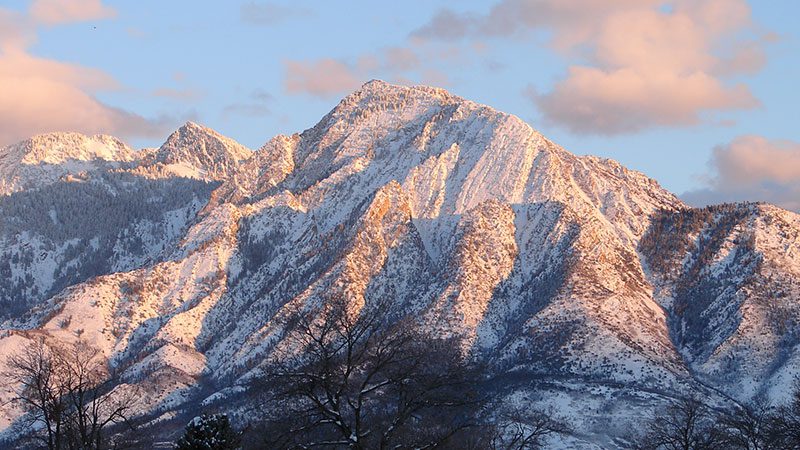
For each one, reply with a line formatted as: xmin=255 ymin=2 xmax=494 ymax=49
xmin=0 ymin=132 xmax=135 ymax=194
xmin=145 ymin=121 xmax=254 ymax=180
xmin=0 ymin=80 xmax=798 ymax=448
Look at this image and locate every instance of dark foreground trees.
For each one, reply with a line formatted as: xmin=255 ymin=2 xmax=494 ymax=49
xmin=244 ymin=296 xmax=570 ymax=449
xmin=768 ymin=386 xmax=800 ymax=448
xmin=176 ymin=414 xmax=241 ymax=450
xmin=635 ymin=397 xmax=724 ymax=450
xmin=486 ymin=405 xmax=570 ymax=450
xmin=634 ymin=386 xmax=800 ymax=450
xmin=5 ymin=338 xmax=137 ymax=450
xmin=717 ymin=399 xmax=774 ymax=450
xmin=248 ymin=297 xmax=487 ymax=449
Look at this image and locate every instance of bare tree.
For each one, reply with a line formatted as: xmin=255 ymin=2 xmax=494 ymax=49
xmin=5 ymin=338 xmax=68 ymax=450
xmin=5 ymin=338 xmax=138 ymax=450
xmin=716 ymin=399 xmax=773 ymax=450
xmin=250 ymin=297 xmax=486 ymax=449
xmin=634 ymin=396 xmax=723 ymax=450
xmin=765 ymin=382 xmax=800 ymax=448
xmin=487 ymin=405 xmax=570 ymax=450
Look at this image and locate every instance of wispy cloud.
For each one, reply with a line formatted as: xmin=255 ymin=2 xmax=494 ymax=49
xmin=223 ymin=89 xmax=274 ymax=118
xmin=416 ymin=0 xmax=769 ymax=135
xmin=682 ymin=136 xmax=800 ymax=212
xmin=284 ymin=58 xmax=362 ymax=98
xmin=29 ymin=0 xmax=116 ymax=26
xmin=240 ymin=2 xmax=311 ymax=26
xmin=382 ymin=47 xmax=420 ymax=72
xmin=152 ymin=87 xmax=203 ymax=102
xmin=283 ymin=44 xmax=456 ymax=98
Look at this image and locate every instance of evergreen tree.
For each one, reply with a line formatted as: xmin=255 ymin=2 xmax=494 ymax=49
xmin=176 ymin=414 xmax=241 ymax=450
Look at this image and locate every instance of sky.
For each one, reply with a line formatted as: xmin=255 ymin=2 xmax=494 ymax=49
xmin=0 ymin=0 xmax=798 ymax=211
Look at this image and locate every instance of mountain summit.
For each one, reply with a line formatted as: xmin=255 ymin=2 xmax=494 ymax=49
xmin=150 ymin=121 xmax=253 ymax=180
xmin=0 ymin=132 xmax=135 ymax=194
xmin=0 ymin=81 xmax=798 ymax=447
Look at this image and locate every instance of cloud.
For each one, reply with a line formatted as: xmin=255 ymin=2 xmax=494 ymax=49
xmin=222 ymin=89 xmax=273 ymax=118
xmin=30 ymin=0 xmax=116 ymax=25
xmin=222 ymin=103 xmax=271 ymax=118
xmin=530 ymin=67 xmax=757 ymax=134
xmin=284 ymin=59 xmax=362 ymax=98
xmin=284 ymin=45 xmax=449 ymax=98
xmin=682 ymin=136 xmax=800 ymax=212
xmin=249 ymin=88 xmax=273 ymax=103
xmin=413 ymin=0 xmax=659 ymax=45
xmin=383 ymin=47 xmax=420 ymax=72
xmin=0 ymin=2 xmax=173 ymax=146
xmin=413 ymin=9 xmax=475 ymax=41
xmin=125 ymin=27 xmax=146 ymax=39
xmin=0 ymin=49 xmax=170 ymax=145
xmin=152 ymin=87 xmax=203 ymax=101
xmin=240 ymin=2 xmax=311 ymax=26
xmin=416 ymin=0 xmax=768 ymax=134
xmin=0 ymin=9 xmax=35 ymax=51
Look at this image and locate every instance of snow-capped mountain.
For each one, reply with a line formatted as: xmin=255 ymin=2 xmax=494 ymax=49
xmin=0 ymin=80 xmax=798 ymax=447
xmin=0 ymin=132 xmax=135 ymax=195
xmin=144 ymin=121 xmax=254 ymax=181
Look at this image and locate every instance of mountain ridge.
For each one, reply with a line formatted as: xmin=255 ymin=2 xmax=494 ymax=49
xmin=0 ymin=80 xmax=798 ymax=448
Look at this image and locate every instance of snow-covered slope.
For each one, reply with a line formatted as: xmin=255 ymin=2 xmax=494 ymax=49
xmin=640 ymin=203 xmax=800 ymax=403
xmin=144 ymin=121 xmax=254 ymax=180
xmin=0 ymin=132 xmax=135 ymax=194
xmin=0 ymin=81 xmax=798 ymax=447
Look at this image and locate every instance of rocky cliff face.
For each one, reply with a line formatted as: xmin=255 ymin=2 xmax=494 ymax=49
xmin=0 ymin=81 xmax=798 ymax=448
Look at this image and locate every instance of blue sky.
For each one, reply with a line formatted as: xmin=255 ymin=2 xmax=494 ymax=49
xmin=0 ymin=0 xmax=798 ymax=210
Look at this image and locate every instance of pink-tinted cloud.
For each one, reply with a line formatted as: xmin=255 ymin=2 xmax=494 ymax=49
xmin=0 ymin=9 xmax=34 ymax=51
xmin=0 ymin=49 xmax=169 ymax=146
xmin=682 ymin=136 xmax=800 ymax=212
xmin=285 ymin=45 xmax=438 ymax=98
xmin=416 ymin=0 xmax=769 ymax=134
xmin=284 ymin=59 xmax=362 ymax=98
xmin=531 ymin=1 xmax=763 ymax=134
xmin=531 ymin=67 xmax=757 ymax=134
xmin=0 ymin=2 xmax=173 ymax=146
xmin=29 ymin=0 xmax=116 ymax=25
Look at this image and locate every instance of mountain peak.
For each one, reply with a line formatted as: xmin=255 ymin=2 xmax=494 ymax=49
xmin=171 ymin=121 xmax=236 ymax=142
xmin=0 ymin=132 xmax=135 ymax=195
xmin=359 ymin=78 xmax=390 ymax=90
xmin=180 ymin=120 xmax=214 ymax=133
xmin=342 ymin=79 xmax=458 ymax=109
xmin=3 ymin=132 xmax=134 ymax=166
xmin=152 ymin=122 xmax=253 ymax=179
